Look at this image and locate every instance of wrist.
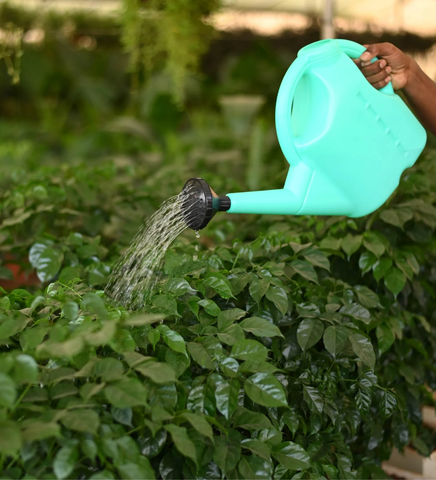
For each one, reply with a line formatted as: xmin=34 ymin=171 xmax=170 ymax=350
xmin=404 ymin=58 xmax=422 ymax=93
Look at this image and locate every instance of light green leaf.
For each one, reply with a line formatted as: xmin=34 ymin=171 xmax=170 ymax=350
xmin=0 ymin=420 xmax=22 ymax=456
xmin=187 ymin=342 xmax=214 ymax=369
xmin=281 ymin=410 xmax=299 ymax=436
xmin=104 ymin=378 xmax=148 ymax=408
xmin=265 ymin=286 xmax=289 ymax=315
xmin=349 ymin=334 xmax=376 ymax=369
xmin=271 ymin=442 xmax=311 ymax=471
xmin=204 ymin=273 xmax=234 ymax=299
xmin=0 ymin=372 xmax=16 ymax=408
xmin=323 ymin=326 xmax=348 ymax=358
xmin=340 ymin=303 xmax=371 ymax=324
xmin=217 ymin=323 xmax=245 ymax=346
xmin=117 ymin=457 xmax=155 ymax=480
xmin=217 ymin=308 xmax=246 ymax=331
xmin=124 ymin=313 xmax=164 ymax=327
xmin=82 ymin=293 xmax=108 ymax=321
xmin=231 ymin=339 xmax=269 ymax=362
xmin=297 ymin=319 xmax=324 ymax=351
xmin=29 ymin=243 xmax=64 ymax=283
xmin=303 ymin=386 xmax=323 ymax=415
xmin=363 ymin=232 xmax=386 ymax=258
xmin=376 ymin=324 xmax=395 ymax=355
xmin=21 ymin=421 xmax=60 ymax=441
xmin=384 ymin=268 xmax=406 ymax=297
xmin=244 ymin=373 xmax=287 ymax=407
xmin=354 ymin=286 xmax=379 ymax=308
xmin=290 ymin=260 xmax=318 ymax=284
xmin=165 ymin=424 xmax=197 ymax=464
xmin=215 ymin=379 xmax=239 ymax=419
xmin=53 ymin=442 xmax=78 ymax=480
xmin=249 ymin=277 xmax=270 ymax=304
xmin=359 ymin=251 xmax=377 ymax=274
xmin=233 ymin=409 xmax=273 ymax=430
xmin=62 ymin=410 xmax=100 ymax=435
xmin=380 ymin=208 xmax=413 ymax=229
xmin=341 ymin=234 xmax=362 ymax=257
xmin=241 ymin=439 xmax=271 ymax=461
xmin=238 ymin=454 xmax=273 ymax=479
xmin=303 ymin=248 xmax=330 ymax=271
xmin=240 ymin=317 xmax=283 ymax=338
xmin=198 ymin=299 xmax=220 ymax=316
xmin=178 ymin=412 xmax=214 ymax=441
xmin=157 ymin=325 xmax=187 ymax=357
xmin=135 ymin=360 xmax=177 ymax=384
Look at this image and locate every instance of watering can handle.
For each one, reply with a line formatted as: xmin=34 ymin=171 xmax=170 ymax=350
xmin=336 ymin=39 xmax=395 ymax=95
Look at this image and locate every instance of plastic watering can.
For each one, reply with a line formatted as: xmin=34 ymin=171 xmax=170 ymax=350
xmin=182 ymin=39 xmax=427 ymax=230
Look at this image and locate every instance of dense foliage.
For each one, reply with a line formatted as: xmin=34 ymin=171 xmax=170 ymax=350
xmin=0 ymin=144 xmax=435 ymax=479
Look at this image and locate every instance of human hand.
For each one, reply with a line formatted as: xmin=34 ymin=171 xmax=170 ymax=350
xmin=353 ymin=42 xmax=416 ymax=91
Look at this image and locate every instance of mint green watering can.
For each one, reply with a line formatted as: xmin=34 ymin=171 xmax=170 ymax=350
xmin=182 ymin=39 xmax=427 ymax=230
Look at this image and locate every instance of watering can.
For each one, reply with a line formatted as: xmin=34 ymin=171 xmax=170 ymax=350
xmin=182 ymin=39 xmax=427 ymax=230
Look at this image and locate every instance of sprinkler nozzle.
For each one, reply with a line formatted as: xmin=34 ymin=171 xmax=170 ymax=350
xmin=181 ymin=178 xmax=231 ymax=230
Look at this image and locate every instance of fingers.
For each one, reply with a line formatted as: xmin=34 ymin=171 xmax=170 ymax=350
xmin=359 ymin=42 xmax=397 ymax=62
xmin=358 ymin=59 xmax=387 ymax=74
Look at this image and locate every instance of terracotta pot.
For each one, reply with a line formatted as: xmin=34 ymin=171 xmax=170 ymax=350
xmin=0 ymin=254 xmax=40 ymax=291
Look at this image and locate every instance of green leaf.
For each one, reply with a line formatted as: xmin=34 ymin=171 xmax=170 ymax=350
xmin=62 ymin=410 xmax=100 ymax=435
xmin=249 ymin=277 xmax=270 ymax=304
xmin=238 ymin=454 xmax=273 ymax=479
xmin=297 ymin=319 xmax=324 ymax=351
xmin=94 ymin=358 xmax=124 ymax=382
xmin=265 ymin=286 xmax=289 ymax=315
xmin=29 ymin=243 xmax=64 ymax=282
xmin=354 ymin=286 xmax=379 ymax=308
xmin=376 ymin=324 xmax=395 ymax=355
xmin=303 ymin=247 xmax=330 ymax=271
xmin=217 ymin=308 xmax=246 ymax=330
xmin=0 ymin=315 xmax=29 ymax=338
xmin=240 ymin=317 xmax=283 ymax=338
xmin=0 ymin=372 xmax=16 ymax=408
xmin=231 ymin=339 xmax=269 ymax=362
xmin=124 ymin=313 xmax=164 ymax=327
xmin=0 ymin=420 xmax=22 ymax=456
xmin=117 ymin=457 xmax=155 ymax=480
xmin=198 ymin=299 xmax=220 ymax=316
xmin=380 ymin=390 xmax=397 ymax=418
xmin=104 ymin=378 xmax=148 ymax=408
xmin=135 ymin=361 xmax=177 ymax=384
xmin=187 ymin=385 xmax=215 ymax=416
xmin=214 ymin=429 xmax=241 ymax=474
xmin=215 ymin=379 xmax=239 ymax=419
xmin=340 ymin=303 xmax=371 ymax=324
xmin=204 ymin=273 xmax=234 ymax=299
xmin=187 ymin=342 xmax=214 ymax=369
xmin=323 ymin=326 xmax=348 ymax=358
xmin=164 ymin=277 xmax=195 ymax=296
xmin=241 ymin=439 xmax=271 ymax=461
xmin=153 ymin=295 xmax=180 ymax=317
xmin=148 ymin=329 xmax=161 ymax=350
xmin=290 ymin=260 xmax=318 ymax=283
xmin=372 ymin=257 xmax=393 ymax=282
xmin=90 ymin=471 xmax=115 ymax=480
xmin=12 ymin=354 xmax=39 ymax=383
xmin=238 ymin=360 xmax=279 ymax=374
xmin=112 ymin=407 xmax=133 ymax=427
xmin=63 ymin=301 xmax=79 ymax=322
xmin=271 ymin=442 xmax=311 ymax=470
xmin=319 ymin=237 xmax=341 ymax=251
xmin=349 ymin=334 xmax=376 ymax=370
xmin=281 ymin=410 xmax=299 ymax=436
xmin=53 ymin=442 xmax=78 ymax=480
xmin=217 ymin=323 xmax=245 ymax=346
xmin=380 ymin=208 xmax=413 ymax=229
xmin=165 ymin=424 xmax=197 ymax=464
xmin=363 ymin=232 xmax=386 ymax=258
xmin=233 ymin=409 xmax=273 ymax=430
xmin=244 ymin=373 xmax=287 ymax=407
xmin=82 ymin=293 xmax=108 ymax=321
xmin=341 ymin=234 xmax=362 ymax=257
xmin=303 ymin=386 xmax=323 ymax=415
xmin=358 ymin=251 xmax=377 ymax=274
xmin=21 ymin=421 xmax=60 ymax=441
xmin=157 ymin=325 xmax=187 ymax=357
xmin=178 ymin=412 xmax=214 ymax=441
xmin=384 ymin=268 xmax=406 ymax=296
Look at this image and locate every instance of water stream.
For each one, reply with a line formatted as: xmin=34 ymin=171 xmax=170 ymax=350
xmin=105 ymin=186 xmax=200 ymax=309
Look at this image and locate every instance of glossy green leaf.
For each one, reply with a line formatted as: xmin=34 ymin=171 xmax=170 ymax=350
xmin=53 ymin=442 xmax=78 ymax=480
xmin=134 ymin=361 xmax=177 ymax=384
xmin=117 ymin=457 xmax=155 ymax=480
xmin=187 ymin=342 xmax=214 ymax=369
xmin=249 ymin=277 xmax=270 ymax=304
xmin=384 ymin=268 xmax=406 ymax=296
xmin=340 ymin=303 xmax=371 ymax=324
xmin=165 ymin=424 xmax=197 ymax=464
xmin=296 ymin=319 xmax=324 ymax=351
xmin=204 ymin=273 xmax=234 ymax=299
xmin=271 ymin=442 xmax=311 ymax=470
xmin=349 ymin=334 xmax=376 ymax=370
xmin=198 ymin=298 xmax=220 ymax=316
xmin=244 ymin=373 xmax=287 ymax=407
xmin=240 ymin=316 xmax=283 ymax=338
xmin=372 ymin=257 xmax=393 ymax=282
xmin=215 ymin=379 xmax=239 ymax=419
xmin=178 ymin=412 xmax=213 ymax=440
xmin=104 ymin=378 xmax=148 ymax=408
xmin=303 ymin=247 xmax=330 ymax=271
xmin=265 ymin=285 xmax=289 ymax=315
xmin=241 ymin=439 xmax=271 ymax=461
xmin=380 ymin=208 xmax=413 ymax=229
xmin=157 ymin=325 xmax=187 ymax=357
xmin=231 ymin=339 xmax=269 ymax=362
xmin=62 ymin=410 xmax=100 ymax=435
xmin=341 ymin=234 xmax=362 ymax=257
xmin=363 ymin=232 xmax=386 ymax=258
xmin=359 ymin=251 xmax=377 ymax=274
xmin=323 ymin=326 xmax=348 ymax=358
xmin=303 ymin=386 xmax=323 ymax=415
xmin=0 ymin=372 xmax=16 ymax=408
xmin=238 ymin=454 xmax=273 ymax=479
xmin=376 ymin=324 xmax=395 ymax=355
xmin=0 ymin=420 xmax=22 ymax=456
xmin=233 ymin=409 xmax=273 ymax=430
xmin=290 ymin=259 xmax=318 ymax=283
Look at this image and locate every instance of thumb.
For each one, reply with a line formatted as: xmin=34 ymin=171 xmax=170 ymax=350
xmin=359 ymin=43 xmax=394 ymax=61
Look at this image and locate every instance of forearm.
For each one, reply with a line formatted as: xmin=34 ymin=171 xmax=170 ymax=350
xmin=403 ymin=60 xmax=436 ymax=136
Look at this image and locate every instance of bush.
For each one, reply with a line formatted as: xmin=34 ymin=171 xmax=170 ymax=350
xmin=0 ymin=149 xmax=435 ymax=479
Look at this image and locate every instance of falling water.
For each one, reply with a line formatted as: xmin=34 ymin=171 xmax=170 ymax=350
xmin=105 ymin=186 xmax=201 ymax=309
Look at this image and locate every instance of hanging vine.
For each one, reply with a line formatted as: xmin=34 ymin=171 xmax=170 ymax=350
xmin=120 ymin=0 xmax=221 ymax=103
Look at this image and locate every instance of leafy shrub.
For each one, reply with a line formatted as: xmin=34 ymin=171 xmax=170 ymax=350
xmin=0 ymin=150 xmax=435 ymax=479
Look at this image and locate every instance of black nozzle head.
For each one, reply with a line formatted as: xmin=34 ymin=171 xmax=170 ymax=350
xmin=181 ymin=178 xmax=230 ymax=230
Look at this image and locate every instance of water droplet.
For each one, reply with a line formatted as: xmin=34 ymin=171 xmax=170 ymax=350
xmin=195 ymin=230 xmax=200 ymax=238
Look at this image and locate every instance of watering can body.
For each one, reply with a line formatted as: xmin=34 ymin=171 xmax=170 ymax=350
xmin=226 ymin=39 xmax=427 ymax=218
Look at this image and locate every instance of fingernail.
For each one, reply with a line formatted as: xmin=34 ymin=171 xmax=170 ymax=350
xmin=360 ymin=52 xmax=371 ymax=60
xmin=385 ymin=76 xmax=391 ymax=83
xmin=386 ymin=66 xmax=392 ymax=74
xmin=361 ymin=61 xmax=371 ymax=67
xmin=380 ymin=60 xmax=386 ymax=68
